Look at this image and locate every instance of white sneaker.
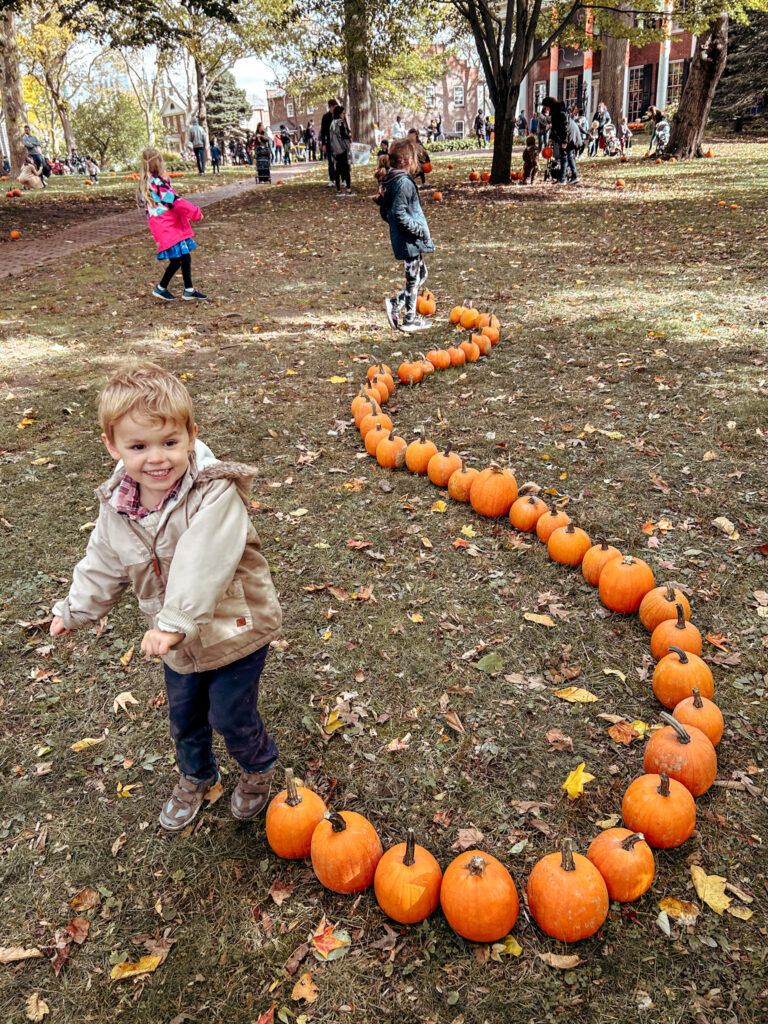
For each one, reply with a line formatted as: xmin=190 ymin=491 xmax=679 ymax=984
xmin=400 ymin=316 xmax=434 ymax=334
xmin=336 ymin=190 xmax=345 ymax=196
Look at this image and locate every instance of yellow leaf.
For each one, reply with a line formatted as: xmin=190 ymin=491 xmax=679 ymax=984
xmin=119 ymin=645 xmax=134 ymax=667
xmin=524 ymin=612 xmax=555 ymax=628
xmin=727 ymin=906 xmax=753 ymax=921
xmin=30 ymin=457 xmax=52 ymax=466
xmin=71 ymin=734 xmax=107 ymax=752
xmin=559 ymin=471 xmax=567 ymax=480
xmin=421 ymin=537 xmax=433 ymax=549
xmin=113 ymin=691 xmax=139 ymax=714
xmin=460 ymin=525 xmax=477 ymax=538
xmin=690 ymin=865 xmax=732 ymax=915
xmin=323 ymin=709 xmax=344 ymax=733
xmin=322 ymin=629 xmax=332 ymax=641
xmin=285 ymin=369 xmax=297 ymax=375
xmin=290 ymin=508 xmax=309 ymax=517
xmin=327 ymin=376 xmax=347 ymax=383
xmin=110 ymin=955 xmax=163 ymax=980
xmin=597 ymin=814 xmax=620 ymax=829
xmin=291 ymin=971 xmax=319 ymax=1004
xmin=603 ymin=667 xmax=626 ymax=683
xmin=17 ymin=417 xmax=35 ymax=429
xmin=601 ymin=430 xmax=624 ymax=440
xmin=562 ymin=762 xmax=595 ymax=799
xmin=658 ymin=897 xmax=700 ymax=926
xmin=408 ymin=612 xmax=424 ymax=623
xmin=555 ymin=686 xmax=598 ymax=703
xmin=631 ymin=719 xmax=650 ymax=739
xmin=116 ymin=782 xmax=141 ymax=797
xmin=492 ymin=934 xmax=522 ymax=957
xmin=431 ymin=500 xmax=447 ymax=513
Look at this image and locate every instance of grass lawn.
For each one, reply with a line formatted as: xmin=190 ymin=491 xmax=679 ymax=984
xmin=1 ymin=141 xmax=767 ymax=1024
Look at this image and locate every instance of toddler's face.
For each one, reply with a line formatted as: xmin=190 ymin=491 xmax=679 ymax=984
xmin=103 ymin=413 xmax=197 ymax=504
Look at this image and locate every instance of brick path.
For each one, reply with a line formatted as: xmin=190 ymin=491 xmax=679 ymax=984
xmin=1 ymin=163 xmax=316 ymax=281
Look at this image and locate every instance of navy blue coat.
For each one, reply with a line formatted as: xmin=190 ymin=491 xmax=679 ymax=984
xmin=377 ymin=169 xmax=434 ymax=261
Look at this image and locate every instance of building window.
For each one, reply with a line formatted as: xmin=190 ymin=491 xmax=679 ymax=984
xmin=627 ymin=66 xmax=644 ymax=121
xmin=286 ymin=101 xmax=294 ymax=117
xmin=745 ymin=93 xmax=763 ymax=115
xmin=454 ymin=85 xmax=464 ymax=107
xmin=533 ymin=81 xmax=547 ymax=113
xmin=666 ymin=61 xmax=684 ymax=106
xmin=564 ymin=75 xmax=579 ymax=109
xmin=425 ymin=85 xmax=436 ymax=107
xmin=454 ymin=119 xmax=464 ymax=137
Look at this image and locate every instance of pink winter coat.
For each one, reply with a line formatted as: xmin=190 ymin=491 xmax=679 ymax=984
xmin=146 ymin=177 xmax=202 ymax=252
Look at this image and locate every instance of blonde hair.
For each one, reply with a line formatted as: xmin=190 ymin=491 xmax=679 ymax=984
xmin=138 ymin=147 xmax=166 ymax=207
xmin=99 ymin=363 xmax=195 ymax=441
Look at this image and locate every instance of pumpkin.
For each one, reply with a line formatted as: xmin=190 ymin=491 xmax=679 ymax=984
xmin=364 ymin=422 xmax=389 ymax=456
xmin=12 ymin=189 xmax=22 ymax=196
xmin=652 ymin=647 xmax=714 ymax=709
xmin=449 ymin=305 xmax=465 ymax=324
xmin=669 ymin=156 xmax=677 ymax=163
xmin=705 ymin=149 xmax=713 ymax=158
xmin=621 ymin=773 xmax=696 ymax=849
xmin=417 ymin=291 xmax=436 ymax=316
xmin=639 ymin=583 xmax=691 ymax=632
xmin=468 ymin=170 xmax=480 ymax=181
xmin=265 ymin=768 xmax=327 ymax=859
xmin=526 ymin=839 xmax=609 ymax=943
xmin=367 ymin=363 xmax=393 ymax=382
xmin=620 ymin=155 xmax=628 ymax=163
xmin=373 ymin=829 xmax=442 ymax=924
xmin=426 ymin=348 xmax=451 ymax=370
xmin=459 ymin=338 xmax=480 ymax=362
xmin=311 ymin=809 xmax=383 ymax=893
xmin=616 ymin=179 xmax=626 ymax=188
xmin=548 ymin=523 xmax=592 ymax=567
xmin=509 ymin=493 xmax=548 ymax=532
xmin=481 ymin=170 xmax=491 ymax=182
xmin=359 ymin=402 xmax=393 ymax=439
xmin=422 ymin=161 xmax=433 ymax=173
xmin=398 ymin=359 xmax=424 ymax=385
xmin=472 ymin=332 xmax=492 ymax=356
xmin=433 ymin=190 xmax=443 ymax=201
xmin=469 ymin=465 xmax=518 ymax=518
xmin=363 ymin=383 xmax=383 ymax=404
xmin=459 ymin=306 xmax=480 ymax=330
xmin=481 ymin=324 xmax=500 ymax=345
xmin=598 ymin=555 xmax=655 ymax=614
xmin=542 ymin=146 xmax=554 ymax=159
xmin=405 ymin=436 xmax=438 ymax=474
xmin=644 ymin=713 xmax=717 ymax=797
xmin=84 ymin=179 xmax=92 ymax=185
xmin=535 ymin=509 xmax=570 ymax=543
xmin=586 ymin=828 xmax=655 ymax=903
xmin=447 ymin=461 xmax=479 ymax=503
xmin=376 ymin=431 xmax=407 ymax=469
xmin=375 ymin=371 xmax=396 ymax=396
xmin=655 ymin=157 xmax=663 ymax=163
xmin=418 ymin=356 xmax=435 ymax=376
xmin=673 ymin=689 xmax=724 ymax=747
xmin=440 ymin=850 xmax=519 ymax=943
xmin=427 ymin=444 xmax=463 ymax=487
xmin=581 ymin=539 xmax=622 ymax=586
xmin=447 ymin=344 xmax=466 ymax=366
xmin=353 ymin=397 xmax=374 ymax=428
xmin=368 ymin=376 xmax=389 ymax=404
xmin=351 ymin=389 xmax=370 ymax=418
xmin=650 ymin=603 xmax=702 ymax=661
xmin=10 ymin=229 xmax=20 ymax=240
xmin=476 ymin=312 xmax=499 ymax=330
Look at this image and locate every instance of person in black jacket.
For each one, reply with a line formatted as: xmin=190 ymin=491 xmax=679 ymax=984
xmin=542 ymin=96 xmax=569 ymax=182
xmin=319 ymin=98 xmax=338 ymax=186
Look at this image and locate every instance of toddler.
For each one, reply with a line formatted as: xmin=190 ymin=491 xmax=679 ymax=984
xmin=139 ymin=148 xmax=206 ymax=301
xmin=50 ymin=364 xmax=283 ymax=831
xmin=375 ymin=138 xmax=434 ymax=334
xmin=522 ymin=134 xmax=539 ymax=183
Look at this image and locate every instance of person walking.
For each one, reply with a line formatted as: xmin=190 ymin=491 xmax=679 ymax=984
xmin=392 ymin=115 xmax=407 ymax=140
xmin=210 ymin=138 xmax=221 ymax=174
xmin=320 ymin=98 xmax=338 ymax=187
xmin=537 ymin=108 xmax=550 ymax=151
xmin=279 ymin=125 xmax=292 ymax=164
xmin=329 ymin=104 xmax=354 ymax=196
xmin=474 ymin=110 xmax=486 ymax=148
xmin=187 ymin=117 xmax=207 ymax=175
xmin=254 ymin=123 xmax=271 ymax=183
xmin=304 ymin=120 xmax=317 ymax=161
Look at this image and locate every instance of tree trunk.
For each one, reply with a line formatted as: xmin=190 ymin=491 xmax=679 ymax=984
xmin=667 ymin=13 xmax=728 ymax=158
xmin=0 ymin=11 xmax=27 ymax=174
xmin=490 ymin=85 xmax=519 ymax=184
xmin=599 ymin=10 xmax=631 ymax=125
xmin=344 ymin=0 xmax=375 ymax=145
xmin=194 ymin=56 xmax=208 ymax=130
xmin=45 ymin=72 xmax=76 ymax=154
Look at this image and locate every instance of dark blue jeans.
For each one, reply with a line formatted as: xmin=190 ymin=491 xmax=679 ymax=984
xmin=164 ymin=645 xmax=278 ymax=780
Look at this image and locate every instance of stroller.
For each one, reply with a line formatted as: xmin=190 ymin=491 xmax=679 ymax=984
xmin=602 ymin=123 xmax=621 ymax=157
xmin=654 ymin=118 xmax=670 ymax=155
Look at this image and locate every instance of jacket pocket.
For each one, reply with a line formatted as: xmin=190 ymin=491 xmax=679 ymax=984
xmin=198 ymin=578 xmax=253 ymax=648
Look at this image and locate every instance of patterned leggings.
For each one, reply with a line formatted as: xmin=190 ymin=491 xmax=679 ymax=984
xmin=396 ymin=256 xmax=428 ymax=323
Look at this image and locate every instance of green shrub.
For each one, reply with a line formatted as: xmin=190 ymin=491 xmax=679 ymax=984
xmin=161 ymin=149 xmax=196 ymax=172
xmin=426 ymin=138 xmax=491 ymax=153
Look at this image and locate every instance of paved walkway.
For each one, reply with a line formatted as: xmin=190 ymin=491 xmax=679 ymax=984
xmin=1 ymin=163 xmax=316 ymax=281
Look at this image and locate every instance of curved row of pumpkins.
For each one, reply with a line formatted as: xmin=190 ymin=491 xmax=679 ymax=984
xmin=283 ymin=308 xmax=728 ymax=945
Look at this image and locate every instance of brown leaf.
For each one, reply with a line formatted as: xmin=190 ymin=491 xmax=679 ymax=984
xmin=283 ymin=941 xmax=310 ymax=976
xmin=203 ymin=780 xmax=224 ymax=805
xmin=452 ymin=826 xmax=484 ymax=851
xmin=25 ymin=994 xmax=49 ymax=1022
xmin=432 ymin=809 xmax=453 ymax=828
xmin=370 ymin=923 xmax=399 ymax=951
xmin=255 ymin=1010 xmax=275 ymax=1024
xmin=546 ymin=728 xmax=573 ymax=751
xmin=50 ymin=932 xmax=70 ymax=977
xmin=110 ymin=955 xmax=163 ymax=980
xmin=0 ymin=947 xmax=44 ymax=964
xmin=68 ymin=887 xmax=100 ymax=913
xmin=269 ymin=879 xmax=293 ymax=906
xmin=443 ymin=711 xmax=465 ymax=734
xmin=608 ymin=720 xmax=641 ymax=745
xmin=142 ymin=934 xmax=176 ymax=964
xmin=65 ymin=918 xmax=89 ymax=945
xmin=111 ymin=833 xmax=127 ymax=857
xmin=291 ymin=971 xmax=319 ymax=1004
xmin=537 ymin=952 xmax=584 ymax=969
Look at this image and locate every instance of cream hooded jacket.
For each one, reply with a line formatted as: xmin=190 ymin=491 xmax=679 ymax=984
xmin=52 ymin=442 xmax=282 ymax=674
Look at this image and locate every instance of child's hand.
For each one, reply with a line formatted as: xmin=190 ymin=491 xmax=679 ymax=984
xmin=141 ymin=628 xmax=184 ymax=657
xmin=50 ymin=615 xmax=71 ymax=636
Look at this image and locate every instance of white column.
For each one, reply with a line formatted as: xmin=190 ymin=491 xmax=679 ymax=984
xmin=516 ymin=69 xmax=529 ymax=118
xmin=582 ymin=8 xmax=594 ymax=121
xmin=549 ymin=45 xmax=559 ymax=96
xmin=656 ymin=0 xmax=674 ymax=109
xmin=621 ymin=40 xmax=630 ymax=120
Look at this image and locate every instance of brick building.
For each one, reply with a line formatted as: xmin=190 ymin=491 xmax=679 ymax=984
xmin=159 ymin=96 xmax=188 ymax=152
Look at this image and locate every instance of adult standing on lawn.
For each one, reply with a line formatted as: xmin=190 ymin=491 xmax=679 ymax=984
xmin=304 ymin=120 xmax=317 ymax=161
xmin=320 ymin=98 xmax=339 ymax=187
xmin=187 ymin=116 xmax=207 ymax=175
xmin=474 ymin=110 xmax=486 ymax=148
xmin=330 ymin=104 xmax=354 ymax=196
xmin=22 ymin=124 xmax=44 ymax=172
xmin=543 ymin=96 xmax=573 ymax=183
xmin=392 ymin=115 xmax=407 ymax=140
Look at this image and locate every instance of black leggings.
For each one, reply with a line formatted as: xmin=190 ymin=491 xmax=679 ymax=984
xmin=334 ymin=151 xmax=351 ymax=190
xmin=160 ymin=253 xmax=193 ymax=290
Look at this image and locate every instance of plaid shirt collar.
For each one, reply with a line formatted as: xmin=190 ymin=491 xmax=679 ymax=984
xmin=115 ymin=472 xmax=183 ymax=520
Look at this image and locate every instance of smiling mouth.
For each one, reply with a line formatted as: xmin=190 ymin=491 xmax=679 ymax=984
xmin=145 ymin=469 xmax=172 ymax=478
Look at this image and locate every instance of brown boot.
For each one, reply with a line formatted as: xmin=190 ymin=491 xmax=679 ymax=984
xmin=159 ymin=772 xmax=218 ymax=832
xmin=231 ymin=766 xmax=275 ymax=820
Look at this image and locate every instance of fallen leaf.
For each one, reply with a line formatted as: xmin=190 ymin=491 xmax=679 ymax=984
xmin=71 ymin=733 xmax=107 ymax=752
xmin=476 ymin=652 xmax=503 ymax=674
xmin=690 ymin=865 xmax=732 ymax=915
xmin=68 ymin=887 xmax=100 ymax=912
xmin=408 ymin=612 xmax=424 ymax=623
xmin=283 ymin=941 xmax=311 ymax=975
xmin=443 ymin=711 xmax=465 ymax=734
xmin=291 ymin=971 xmax=319 ymax=1004
xmin=597 ymin=814 xmax=620 ymax=829
xmin=113 ymin=691 xmax=139 ymax=713
xmin=110 ymin=955 xmax=163 ymax=980
xmin=311 ymin=922 xmax=351 ymax=961
xmin=290 ymin=508 xmax=309 ymax=517
xmin=431 ymin=500 xmax=447 ymax=513
xmin=727 ymin=906 xmax=753 ymax=921
xmin=25 ymin=993 xmax=49 ymax=1022
xmin=608 ymin=720 xmax=641 ymax=745
xmin=327 ymin=376 xmax=347 ymax=383
xmin=269 ymin=879 xmax=293 ymax=907
xmin=555 ymin=687 xmax=598 ymax=703
xmin=546 ymin=728 xmax=573 ymax=752
xmin=562 ymin=762 xmax=595 ymax=799
xmin=119 ymin=645 xmax=134 ymax=667
xmin=66 ymin=918 xmax=89 ymax=944
xmin=255 ymin=1010 xmax=275 ymax=1024
xmin=523 ymin=611 xmax=555 ymax=628
xmin=0 ymin=947 xmax=44 ymax=964
xmin=491 ymin=934 xmax=522 ymax=959
xmin=460 ymin=524 xmax=477 ymax=538
xmin=50 ymin=931 xmax=69 ymax=976
xmin=452 ymin=826 xmax=484 ymax=851
xmin=203 ymin=780 xmax=224 ymax=805
xmin=603 ymin=668 xmax=626 ymax=683
xmin=111 ymin=834 xmax=127 ymax=857
xmin=712 ymin=515 xmax=738 ymax=538
xmin=658 ymin=897 xmax=700 ymax=926
xmin=537 ymin=952 xmax=583 ymax=969
xmin=631 ymin=719 xmax=650 ymax=739
xmin=386 ymin=733 xmax=411 ymax=751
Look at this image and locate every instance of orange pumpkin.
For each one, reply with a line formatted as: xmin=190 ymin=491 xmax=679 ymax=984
xmin=447 ymin=344 xmax=466 ymax=366
xmin=374 ymin=371 xmax=396 ymax=396
xmin=650 ymin=603 xmax=702 ymax=661
xmin=639 ymin=583 xmax=691 ymax=632
xmin=376 ymin=431 xmax=407 ymax=469
xmin=440 ymin=850 xmax=519 ymax=943
xmin=548 ymin=523 xmax=592 ymax=567
xmin=643 ymin=713 xmax=717 ymax=797
xmin=535 ymin=509 xmax=570 ymax=543
xmin=459 ymin=306 xmax=480 ymax=330
xmin=449 ymin=305 xmax=465 ymax=324
xmin=416 ymin=290 xmax=436 ymax=316
xmin=652 ymin=647 xmax=714 ymax=709
xmin=581 ymin=539 xmax=621 ymax=586
xmin=398 ymin=359 xmax=424 ymax=385
xmin=509 ymin=493 xmax=548 ymax=532
xmin=405 ymin=436 xmax=438 ymax=474
xmin=598 ymin=555 xmax=655 ymax=614
xmin=311 ymin=809 xmax=383 ymax=893
xmin=433 ymin=190 xmax=443 ymax=201
xmin=472 ymin=332 xmax=492 ymax=356
xmin=367 ymin=362 xmax=393 ymax=382
xmin=447 ymin=461 xmax=479 ymax=503
xmin=468 ymin=170 xmax=480 ymax=182
xmin=353 ymin=397 xmax=374 ymax=428
xmin=364 ymin=422 xmax=389 ymax=456
xmin=359 ymin=402 xmax=392 ymax=439
xmin=481 ymin=324 xmax=500 ymax=345
xmin=481 ymin=170 xmax=491 ymax=182
xmin=459 ymin=338 xmax=480 ymax=362
xmin=10 ymin=229 xmax=20 ymax=240
xmin=542 ymin=146 xmax=554 ymax=159
xmin=469 ymin=466 xmax=518 ymax=518
xmin=422 ymin=161 xmax=433 ymax=173
xmin=418 ymin=356 xmax=435 ymax=377
xmin=586 ymin=828 xmax=655 ymax=903
xmin=368 ymin=375 xmax=389 ymax=404
xmin=265 ymin=768 xmax=327 ymax=859
xmin=374 ymin=829 xmax=442 ymax=924
xmin=616 ymin=179 xmax=626 ymax=188
xmin=621 ymin=773 xmax=696 ymax=849
xmin=673 ymin=689 xmax=724 ymax=747
xmin=427 ymin=444 xmax=463 ymax=487
xmin=426 ymin=348 xmax=451 ymax=370
xmin=526 ymin=839 xmax=609 ymax=943
xmin=476 ymin=312 xmax=499 ymax=330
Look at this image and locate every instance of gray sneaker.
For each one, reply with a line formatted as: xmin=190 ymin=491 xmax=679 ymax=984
xmin=231 ymin=766 xmax=275 ymax=820
xmin=384 ymin=296 xmax=398 ymax=330
xmin=399 ymin=315 xmax=434 ymax=334
xmin=159 ymin=772 xmax=219 ymax=832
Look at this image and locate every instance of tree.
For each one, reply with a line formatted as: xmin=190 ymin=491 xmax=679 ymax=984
xmin=71 ymin=87 xmax=145 ymax=166
xmin=666 ymin=12 xmax=728 ymax=158
xmin=709 ymin=10 xmax=768 ymax=124
xmin=0 ymin=10 xmax=27 ymax=172
xmin=206 ymin=68 xmax=250 ymax=137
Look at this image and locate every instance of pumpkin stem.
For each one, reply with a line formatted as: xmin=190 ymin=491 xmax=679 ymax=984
xmin=527 ymin=495 xmax=538 ymax=506
xmin=565 ymin=522 xmax=576 ymax=534
xmin=466 ymin=855 xmax=487 ymax=876
xmin=560 ymin=838 xmax=576 ymax=872
xmin=621 ymin=832 xmax=646 ymax=850
xmin=669 ymin=645 xmax=689 ymax=665
xmin=674 ymin=603 xmax=687 ymax=630
xmin=621 ymin=555 xmax=636 ymax=565
xmin=284 ymin=768 xmax=302 ymax=807
xmin=660 ymin=711 xmax=691 ymax=744
xmin=657 ymin=773 xmax=671 ymax=797
xmin=325 ymin=809 xmax=347 ymax=833
xmin=403 ymin=828 xmax=416 ymax=867
xmin=692 ymin=687 xmax=703 ymax=709
xmin=443 ymin=442 xmax=452 ymax=456
xmin=664 ymin=583 xmax=677 ymax=603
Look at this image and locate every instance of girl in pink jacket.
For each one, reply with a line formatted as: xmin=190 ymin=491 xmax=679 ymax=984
xmin=139 ymin=148 xmax=207 ymax=301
